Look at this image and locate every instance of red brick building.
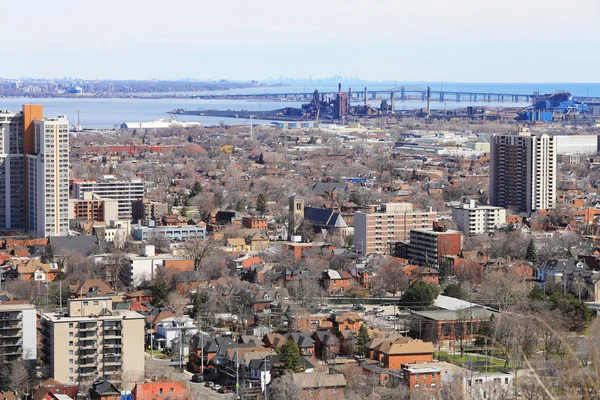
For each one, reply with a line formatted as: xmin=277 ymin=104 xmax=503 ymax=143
xmin=291 ymin=372 xmax=346 ymax=400
xmin=242 ymin=216 xmax=268 ymax=230
xmin=368 ymin=337 xmax=434 ymax=370
xmin=132 ymin=380 xmax=189 ymax=400
xmin=322 ymin=269 xmax=354 ymax=296
xmin=402 ymin=363 xmax=441 ymax=393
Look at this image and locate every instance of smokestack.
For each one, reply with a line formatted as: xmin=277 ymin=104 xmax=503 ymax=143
xmin=427 ymin=87 xmax=431 ymax=116
xmin=390 ymin=91 xmax=394 ymax=114
xmin=364 ymin=87 xmax=367 ymax=106
xmin=338 ymin=83 xmax=341 ymax=93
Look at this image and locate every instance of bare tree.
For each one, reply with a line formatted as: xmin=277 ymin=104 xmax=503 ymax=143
xmin=479 ymin=269 xmax=530 ymax=311
xmin=269 ymin=374 xmax=300 ymax=400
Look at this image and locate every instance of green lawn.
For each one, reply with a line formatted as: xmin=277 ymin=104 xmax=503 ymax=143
xmin=435 ymin=350 xmax=516 ymax=373
xmin=146 ymin=349 xmax=168 ymax=359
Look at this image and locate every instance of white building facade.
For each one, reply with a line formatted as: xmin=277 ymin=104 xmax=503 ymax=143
xmin=452 ymin=200 xmax=506 ymax=235
xmin=73 ymin=178 xmax=144 ymax=220
xmin=27 ymin=117 xmax=70 ymax=237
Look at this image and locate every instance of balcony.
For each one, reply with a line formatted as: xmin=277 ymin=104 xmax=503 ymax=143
xmin=0 ymin=314 xmax=21 ymax=321
xmin=103 ymin=356 xmax=122 ymax=365
xmin=79 ymin=357 xmax=97 ymax=367
xmin=79 ymin=334 xmax=98 ymax=341
xmin=0 ymin=322 xmax=22 ymax=330
xmin=78 ymin=341 xmax=97 ymax=349
xmin=78 ymin=368 xmax=97 ymax=377
xmin=79 ymin=324 xmax=97 ymax=331
xmin=104 ymin=341 xmax=122 ymax=348
xmin=103 ymin=330 xmax=122 ymax=338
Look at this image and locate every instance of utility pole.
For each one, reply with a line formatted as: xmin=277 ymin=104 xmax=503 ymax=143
xmin=263 ymin=355 xmax=268 ymax=400
xmin=236 ymin=341 xmax=239 ymax=398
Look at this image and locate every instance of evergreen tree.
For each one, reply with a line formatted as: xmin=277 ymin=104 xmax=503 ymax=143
xmin=525 ymin=239 xmax=539 ymax=265
xmin=442 ymin=284 xmax=468 ymax=300
xmin=356 ymin=324 xmax=371 ymax=357
xmin=399 ymin=281 xmax=439 ymax=308
xmin=257 ymin=193 xmax=268 ymax=215
xmin=277 ymin=337 xmax=303 ymax=373
xmin=150 ymin=280 xmax=169 ymax=308
xmin=474 ymin=314 xmax=495 ymax=348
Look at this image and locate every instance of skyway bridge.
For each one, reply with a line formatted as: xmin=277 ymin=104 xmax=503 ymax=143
xmin=193 ymin=87 xmax=600 ymax=104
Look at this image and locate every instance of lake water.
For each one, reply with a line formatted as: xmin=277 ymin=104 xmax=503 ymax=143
xmin=1 ymin=82 xmax=598 ymax=128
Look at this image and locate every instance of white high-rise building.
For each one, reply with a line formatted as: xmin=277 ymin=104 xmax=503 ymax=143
xmin=0 ymin=110 xmax=25 ymax=229
xmin=452 ymin=200 xmax=506 ymax=236
xmin=27 ymin=117 xmax=70 ymax=237
xmin=490 ymin=130 xmax=556 ymax=214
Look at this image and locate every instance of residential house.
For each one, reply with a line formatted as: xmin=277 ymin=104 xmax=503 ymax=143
xmin=402 ymin=264 xmax=440 ymax=285
xmin=69 ymin=279 xmax=115 ymax=298
xmin=537 ymin=259 xmax=590 ymax=292
xmin=32 ymin=378 xmax=78 ymax=399
xmin=262 ymin=333 xmax=286 ymax=350
xmin=253 ymin=288 xmax=288 ymax=312
xmin=402 ymin=363 xmax=441 ymax=393
xmin=155 ymin=316 xmax=198 ymax=352
xmin=7 ymin=258 xmax=59 ymax=282
xmin=188 ymin=335 xmax=235 ymax=373
xmin=249 ymin=232 xmax=270 ymax=251
xmin=322 ymin=269 xmax=354 ymax=296
xmin=285 ymin=304 xmax=310 ymax=332
xmin=312 ymin=331 xmax=340 ymax=359
xmin=287 ymin=333 xmax=315 ymax=356
xmin=370 ymin=337 xmax=435 ymax=369
xmin=331 ymin=312 xmax=363 ymax=333
xmin=291 ymin=372 xmax=346 ymax=400
xmin=89 ymin=378 xmax=121 ymax=400
xmin=242 ymin=217 xmax=268 ymax=230
xmin=227 ymin=238 xmax=248 ymax=251
xmin=362 ymin=363 xmax=392 ymax=386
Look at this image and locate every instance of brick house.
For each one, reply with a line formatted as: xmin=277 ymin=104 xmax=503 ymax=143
xmin=132 ymin=380 xmax=189 ymax=400
xmin=370 ymin=337 xmax=434 ymax=370
xmin=242 ymin=217 xmax=268 ymax=230
xmin=312 ymin=331 xmax=340 ymax=359
xmin=331 ymin=312 xmax=363 ymax=333
xmin=402 ymin=363 xmax=441 ymax=393
xmin=287 ymin=333 xmax=315 ymax=356
xmin=322 ymin=269 xmax=354 ymax=296
xmin=253 ymin=288 xmax=288 ymax=312
xmin=291 ymin=372 xmax=346 ymax=400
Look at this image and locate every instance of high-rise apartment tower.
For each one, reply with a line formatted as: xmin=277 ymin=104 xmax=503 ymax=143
xmin=490 ymin=130 xmax=556 ymax=214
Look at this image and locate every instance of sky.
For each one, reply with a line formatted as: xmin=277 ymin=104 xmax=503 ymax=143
xmin=1 ymin=0 xmax=599 ymax=82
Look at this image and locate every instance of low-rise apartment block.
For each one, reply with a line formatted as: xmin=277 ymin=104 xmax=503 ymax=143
xmin=40 ymin=297 xmax=145 ymax=387
xmin=406 ymin=224 xmax=463 ymax=266
xmin=354 ymin=203 xmax=436 ymax=255
xmin=451 ymin=200 xmax=506 ymax=235
xmin=72 ymin=177 xmax=144 ymax=220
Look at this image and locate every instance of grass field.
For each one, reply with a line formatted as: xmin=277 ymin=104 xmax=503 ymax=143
xmin=435 ymin=350 xmax=516 ymax=373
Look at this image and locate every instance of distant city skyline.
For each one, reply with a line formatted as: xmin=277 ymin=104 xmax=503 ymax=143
xmin=2 ymin=0 xmax=599 ymax=83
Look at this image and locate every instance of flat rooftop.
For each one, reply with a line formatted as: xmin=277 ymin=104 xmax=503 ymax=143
xmin=42 ymin=309 xmax=144 ymax=322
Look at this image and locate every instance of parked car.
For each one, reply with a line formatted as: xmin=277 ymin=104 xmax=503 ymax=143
xmin=385 ymin=315 xmax=395 ymax=321
xmin=353 ymin=304 xmax=365 ymax=311
xmin=373 ymin=308 xmax=384 ymax=313
xmin=205 ymin=381 xmax=215 ymax=388
xmin=192 ymin=374 xmax=204 ymax=383
xmin=213 ymin=384 xmax=222 ymax=391
xmin=218 ymin=387 xmax=229 ymax=393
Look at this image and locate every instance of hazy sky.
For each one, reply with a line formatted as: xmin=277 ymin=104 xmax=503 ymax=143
xmin=2 ymin=0 xmax=599 ymax=82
